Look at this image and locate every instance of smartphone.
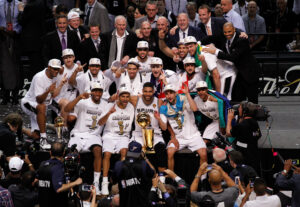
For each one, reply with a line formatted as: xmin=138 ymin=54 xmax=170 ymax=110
xmin=81 ymin=184 xmax=92 ymax=191
xmin=250 ymin=180 xmax=254 ymax=188
xmin=235 ymin=176 xmax=240 ymax=185
xmin=292 ymin=159 xmax=299 ymax=165
xmin=207 ymin=164 xmax=213 ymax=170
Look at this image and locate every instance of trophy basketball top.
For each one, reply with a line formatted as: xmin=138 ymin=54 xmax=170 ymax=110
xmin=137 ymin=112 xmax=151 ymax=128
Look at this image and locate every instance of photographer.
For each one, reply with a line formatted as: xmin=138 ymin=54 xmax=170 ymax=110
xmin=76 ymin=184 xmax=97 ymax=207
xmin=190 ymin=162 xmax=239 ymax=207
xmin=226 ymin=101 xmax=261 ymax=174
xmin=0 ymin=113 xmax=23 ymax=161
xmin=37 ymin=142 xmax=82 ymax=207
xmin=275 ymin=159 xmax=300 ymax=207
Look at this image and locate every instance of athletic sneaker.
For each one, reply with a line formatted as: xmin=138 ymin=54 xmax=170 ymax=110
xmin=101 ymin=181 xmax=109 ymax=195
xmin=94 ymin=182 xmax=101 ymax=195
xmin=40 ymin=137 xmax=51 ymax=150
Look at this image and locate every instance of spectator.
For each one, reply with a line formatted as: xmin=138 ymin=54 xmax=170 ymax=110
xmin=76 ymin=184 xmax=97 ymax=207
xmin=242 ymin=1 xmax=266 ymax=50
xmin=221 ymin=0 xmax=246 ymax=31
xmin=190 ymin=162 xmax=239 ymax=207
xmin=156 ymin=0 xmax=177 ymax=28
xmin=0 ymin=113 xmax=23 ymax=160
xmin=8 ymin=171 xmax=38 ymax=207
xmin=42 ymin=15 xmax=80 ymax=66
xmin=186 ymin=1 xmax=200 ymax=27
xmin=233 ymin=0 xmax=248 ymax=16
xmin=67 ymin=11 xmax=89 ymax=42
xmin=213 ymin=148 xmax=232 ymax=174
xmin=138 ymin=21 xmax=156 ymax=55
xmin=0 ymin=0 xmax=22 ymax=105
xmin=241 ymin=178 xmax=281 ymax=207
xmin=125 ymin=4 xmax=136 ymax=30
xmin=105 ymin=0 xmax=127 ymax=30
xmin=113 ymin=141 xmax=155 ymax=207
xmin=164 ymin=0 xmax=187 ymax=17
xmin=214 ymin=4 xmax=224 ymax=17
xmin=0 ymin=184 xmax=14 ymax=207
xmin=84 ymin=0 xmax=110 ymax=33
xmin=37 ymin=142 xmax=82 ymax=207
xmin=0 ymin=157 xmax=23 ymax=189
xmin=133 ymin=1 xmax=159 ymax=31
xmin=134 ymin=6 xmax=146 ymax=20
xmin=101 ymin=15 xmax=138 ymax=69
xmin=275 ymin=159 xmax=300 ymax=207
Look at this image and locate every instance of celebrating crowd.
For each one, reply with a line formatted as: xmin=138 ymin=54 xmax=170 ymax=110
xmin=0 ymin=0 xmax=300 ymax=207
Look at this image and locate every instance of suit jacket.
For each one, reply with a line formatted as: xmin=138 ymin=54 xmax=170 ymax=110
xmin=67 ymin=25 xmax=89 ymax=41
xmin=198 ymin=17 xmax=227 ymax=37
xmin=217 ymin=34 xmax=260 ymax=84
xmin=78 ymin=36 xmax=104 ymax=70
xmin=169 ymin=26 xmax=206 ymax=47
xmin=85 ymin=2 xmax=110 ymax=33
xmin=100 ymin=30 xmax=138 ymax=69
xmin=42 ymin=30 xmax=80 ymax=66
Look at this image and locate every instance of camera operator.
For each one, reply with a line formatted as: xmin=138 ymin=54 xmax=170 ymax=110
xmin=275 ymin=159 xmax=300 ymax=207
xmin=113 ymin=141 xmax=155 ymax=207
xmin=75 ymin=184 xmax=97 ymax=207
xmin=37 ymin=142 xmax=82 ymax=207
xmin=0 ymin=113 xmax=23 ymax=161
xmin=190 ymin=162 xmax=239 ymax=207
xmin=226 ymin=101 xmax=262 ymax=174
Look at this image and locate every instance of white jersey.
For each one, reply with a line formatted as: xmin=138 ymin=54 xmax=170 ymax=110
xmin=160 ymin=95 xmax=199 ymax=139
xmin=76 ymin=70 xmax=112 ymax=100
xmin=23 ymin=69 xmax=56 ymax=105
xmin=178 ymin=71 xmax=205 ymax=93
xmin=102 ymin=102 xmax=135 ymax=137
xmin=216 ymin=58 xmax=237 ymax=78
xmin=194 ymin=96 xmax=219 ymax=120
xmin=133 ymin=56 xmax=152 ymax=75
xmin=55 ymin=64 xmax=82 ymax=102
xmin=187 ymin=48 xmax=217 ymax=72
xmin=71 ymin=97 xmax=107 ymax=135
xmin=134 ymin=97 xmax=162 ymax=134
xmin=114 ymin=71 xmax=144 ymax=96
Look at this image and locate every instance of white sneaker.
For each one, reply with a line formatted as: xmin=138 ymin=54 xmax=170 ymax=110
xmin=101 ymin=181 xmax=109 ymax=195
xmin=94 ymin=183 xmax=101 ymax=196
xmin=40 ymin=137 xmax=51 ymax=150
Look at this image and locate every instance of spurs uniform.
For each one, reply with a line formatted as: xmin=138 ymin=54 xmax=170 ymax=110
xmin=160 ymin=95 xmax=206 ymax=151
xmin=68 ymin=97 xmax=107 ymax=152
xmin=131 ymin=97 xmax=165 ymax=146
xmin=54 ymin=64 xmax=82 ymax=102
xmin=113 ymin=71 xmax=144 ymax=96
xmin=21 ymin=69 xmax=57 ymax=131
xmin=178 ymin=71 xmax=205 ymax=93
xmin=194 ymin=96 xmax=220 ymax=140
xmin=101 ymin=103 xmax=135 ymax=153
xmin=76 ymin=71 xmax=112 ymax=100
xmin=133 ymin=56 xmax=152 ymax=76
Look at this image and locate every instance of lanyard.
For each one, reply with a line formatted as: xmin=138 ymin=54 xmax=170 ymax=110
xmin=4 ymin=0 xmax=16 ymax=23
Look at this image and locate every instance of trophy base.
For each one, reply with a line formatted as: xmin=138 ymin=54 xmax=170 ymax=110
xmin=145 ymin=149 xmax=155 ymax=154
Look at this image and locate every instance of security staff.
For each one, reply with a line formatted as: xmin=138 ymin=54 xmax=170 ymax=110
xmin=226 ymin=101 xmax=261 ymax=174
xmin=37 ymin=142 xmax=82 ymax=207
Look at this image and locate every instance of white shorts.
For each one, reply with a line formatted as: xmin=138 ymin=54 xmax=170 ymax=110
xmin=68 ymin=132 xmax=102 ymax=153
xmin=21 ymin=99 xmax=40 ymax=132
xmin=102 ymin=133 xmax=129 ymax=153
xmin=131 ymin=131 xmax=165 ymax=146
xmin=168 ymin=131 xmax=206 ymax=151
xmin=203 ymin=120 xmax=219 ymax=140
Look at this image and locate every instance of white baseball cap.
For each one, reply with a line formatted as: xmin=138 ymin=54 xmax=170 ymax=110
xmin=183 ymin=57 xmax=195 ymax=65
xmin=196 ymin=81 xmax=208 ymax=89
xmin=163 ymin=84 xmax=177 ymax=93
xmin=67 ymin=11 xmax=80 ymax=20
xmin=9 ymin=157 xmax=24 ymax=172
xmin=89 ymin=58 xmax=101 ymax=66
xmin=137 ymin=41 xmax=149 ymax=49
xmin=90 ymin=82 xmax=103 ymax=91
xmin=119 ymin=86 xmax=131 ymax=96
xmin=127 ymin=58 xmax=140 ymax=67
xmin=184 ymin=36 xmax=197 ymax=44
xmin=177 ymin=39 xmax=185 ymax=45
xmin=62 ymin=48 xmax=74 ymax=57
xmin=150 ymin=57 xmax=163 ymax=65
xmin=48 ymin=59 xmax=61 ymax=69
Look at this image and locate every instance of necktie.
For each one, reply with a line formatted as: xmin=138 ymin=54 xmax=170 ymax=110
xmin=85 ymin=7 xmax=92 ymax=25
xmin=95 ymin=39 xmax=99 ymax=52
xmin=227 ymin=40 xmax=231 ymax=53
xmin=7 ymin=2 xmax=12 ymax=23
xmin=206 ymin=25 xmax=212 ymax=36
xmin=75 ymin=28 xmax=81 ymax=40
xmin=61 ymin=34 xmax=66 ymax=50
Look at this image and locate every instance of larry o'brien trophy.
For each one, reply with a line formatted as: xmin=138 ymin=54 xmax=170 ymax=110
xmin=137 ymin=112 xmax=155 ymax=154
xmin=54 ymin=116 xmax=64 ymax=139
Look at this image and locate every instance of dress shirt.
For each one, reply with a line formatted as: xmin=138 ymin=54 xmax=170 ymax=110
xmin=189 ymin=13 xmax=200 ymax=27
xmin=179 ymin=28 xmax=189 ymax=40
xmin=244 ymin=194 xmax=281 ymax=207
xmin=116 ymin=30 xmax=128 ymax=61
xmin=233 ymin=2 xmax=248 ymax=16
xmin=57 ymin=30 xmax=68 ymax=48
xmin=0 ymin=0 xmax=21 ymax=33
xmin=85 ymin=0 xmax=97 ymax=23
xmin=224 ymin=9 xmax=246 ymax=32
xmin=205 ymin=18 xmax=212 ymax=35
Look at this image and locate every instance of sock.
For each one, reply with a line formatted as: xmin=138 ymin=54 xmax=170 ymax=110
xmin=40 ymin=133 xmax=46 ymax=138
xmin=94 ymin=172 xmax=101 ymax=184
xmin=103 ymin=176 xmax=108 ymax=183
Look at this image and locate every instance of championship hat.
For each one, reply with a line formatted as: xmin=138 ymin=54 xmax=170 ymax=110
xmin=137 ymin=41 xmax=149 ymax=49
xmin=62 ymin=48 xmax=75 ymax=57
xmin=48 ymin=59 xmax=61 ymax=69
xmin=196 ymin=81 xmax=208 ymax=89
xmin=163 ymin=84 xmax=177 ymax=93
xmin=89 ymin=58 xmax=101 ymax=66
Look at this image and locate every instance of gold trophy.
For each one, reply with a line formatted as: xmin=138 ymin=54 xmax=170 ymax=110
xmin=137 ymin=112 xmax=155 ymax=154
xmin=174 ymin=111 xmax=183 ymax=129
xmin=54 ymin=116 xmax=64 ymax=139
xmin=118 ymin=120 xmax=124 ymax=135
xmin=90 ymin=115 xmax=97 ymax=129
